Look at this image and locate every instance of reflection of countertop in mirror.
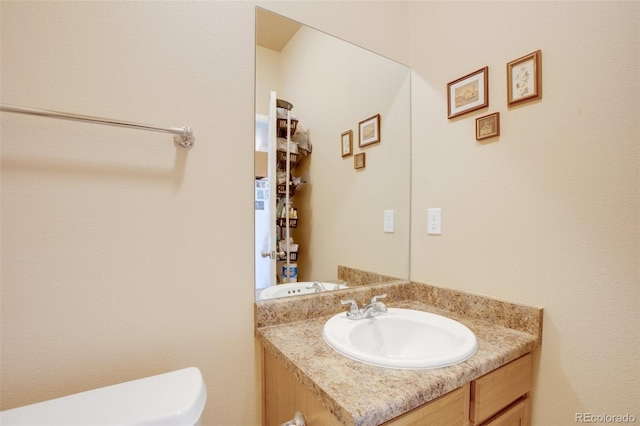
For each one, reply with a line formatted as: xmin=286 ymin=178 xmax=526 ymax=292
xmin=254 ymin=266 xmax=402 ymax=302
xmin=255 ymin=281 xmax=543 ymax=425
xmin=256 ymin=279 xmax=348 ymax=301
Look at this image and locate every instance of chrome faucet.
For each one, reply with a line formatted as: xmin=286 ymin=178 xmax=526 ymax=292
xmin=361 ymin=294 xmax=388 ymax=318
xmin=340 ymin=294 xmax=388 ymax=320
xmin=306 ymin=281 xmax=327 ymax=293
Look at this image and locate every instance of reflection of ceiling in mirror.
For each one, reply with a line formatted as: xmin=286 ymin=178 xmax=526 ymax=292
xmin=256 ymin=8 xmax=301 ymax=52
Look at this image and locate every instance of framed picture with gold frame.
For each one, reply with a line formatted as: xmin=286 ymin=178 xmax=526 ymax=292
xmin=447 ymin=67 xmax=489 ymax=119
xmin=507 ymin=50 xmax=542 ymax=106
xmin=354 ymin=152 xmax=366 ymax=169
xmin=358 ymin=114 xmax=380 ymax=147
xmin=476 ymin=112 xmax=500 ymax=141
xmin=341 ymin=130 xmax=353 ymax=157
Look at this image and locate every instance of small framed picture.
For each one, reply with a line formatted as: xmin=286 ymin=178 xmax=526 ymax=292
xmin=341 ymin=130 xmax=353 ymax=157
xmin=354 ymin=152 xmax=366 ymax=169
xmin=358 ymin=114 xmax=380 ymax=147
xmin=447 ymin=67 xmax=489 ymax=119
xmin=507 ymin=50 xmax=542 ymax=106
xmin=476 ymin=112 xmax=500 ymax=141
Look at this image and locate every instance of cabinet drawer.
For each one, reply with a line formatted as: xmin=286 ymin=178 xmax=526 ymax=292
xmin=484 ymin=398 xmax=530 ymax=426
xmin=470 ymin=354 xmax=531 ymax=425
xmin=382 ymin=383 xmax=470 ymax=426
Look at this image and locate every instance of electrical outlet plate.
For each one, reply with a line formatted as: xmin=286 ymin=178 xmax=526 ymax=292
xmin=428 ymin=208 xmax=441 ymax=235
xmin=384 ymin=210 xmax=394 ymax=233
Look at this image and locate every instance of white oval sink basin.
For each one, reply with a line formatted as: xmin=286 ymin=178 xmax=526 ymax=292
xmin=323 ymin=308 xmax=477 ymax=369
xmin=259 ymin=282 xmax=348 ymax=300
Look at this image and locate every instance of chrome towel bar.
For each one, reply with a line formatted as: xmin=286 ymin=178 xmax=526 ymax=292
xmin=0 ymin=104 xmax=194 ymax=148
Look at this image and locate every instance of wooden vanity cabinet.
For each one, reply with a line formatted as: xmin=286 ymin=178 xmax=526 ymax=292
xmin=262 ymin=348 xmax=532 ymax=426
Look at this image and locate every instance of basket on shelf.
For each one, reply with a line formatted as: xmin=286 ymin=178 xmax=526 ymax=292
xmin=276 ymin=151 xmax=299 ymax=168
xmin=277 ymin=250 xmax=298 ymax=261
xmin=277 ymin=118 xmax=298 ymax=138
xmin=277 ymin=218 xmax=298 ymax=228
xmin=277 ymin=184 xmax=296 ymax=197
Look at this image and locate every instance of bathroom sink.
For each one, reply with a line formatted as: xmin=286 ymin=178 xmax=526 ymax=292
xmin=323 ymin=308 xmax=477 ymax=369
xmin=259 ymin=282 xmax=348 ymax=300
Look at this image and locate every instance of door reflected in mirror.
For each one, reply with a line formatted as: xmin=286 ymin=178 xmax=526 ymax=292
xmin=255 ymin=8 xmax=411 ymax=301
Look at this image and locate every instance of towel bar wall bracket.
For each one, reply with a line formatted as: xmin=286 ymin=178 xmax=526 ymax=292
xmin=174 ymin=128 xmax=195 ymax=149
xmin=0 ymin=104 xmax=195 ymax=149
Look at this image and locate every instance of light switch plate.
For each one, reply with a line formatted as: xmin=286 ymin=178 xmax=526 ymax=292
xmin=384 ymin=210 xmax=394 ymax=233
xmin=428 ymin=208 xmax=442 ymax=235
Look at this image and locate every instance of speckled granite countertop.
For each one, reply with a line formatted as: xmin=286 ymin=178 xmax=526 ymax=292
xmin=255 ymin=281 xmax=543 ymax=426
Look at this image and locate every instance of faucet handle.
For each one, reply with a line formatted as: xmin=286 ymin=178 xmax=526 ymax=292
xmin=371 ymin=294 xmax=387 ymax=303
xmin=341 ymin=299 xmax=360 ymax=315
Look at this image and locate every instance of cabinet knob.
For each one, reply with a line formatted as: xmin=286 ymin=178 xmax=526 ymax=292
xmin=281 ymin=411 xmax=306 ymax=426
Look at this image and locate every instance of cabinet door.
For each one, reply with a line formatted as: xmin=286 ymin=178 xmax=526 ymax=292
xmin=263 ymin=348 xmax=342 ymax=426
xmin=483 ymin=398 xmax=530 ymax=426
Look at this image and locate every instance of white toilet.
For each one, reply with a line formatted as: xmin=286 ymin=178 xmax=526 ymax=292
xmin=0 ymin=367 xmax=207 ymax=426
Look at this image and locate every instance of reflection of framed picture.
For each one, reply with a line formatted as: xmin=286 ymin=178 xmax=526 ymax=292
xmin=507 ymin=50 xmax=542 ymax=106
xmin=447 ymin=67 xmax=488 ymax=119
xmin=354 ymin=152 xmax=366 ymax=169
xmin=341 ymin=130 xmax=353 ymax=157
xmin=358 ymin=114 xmax=380 ymax=147
xmin=476 ymin=112 xmax=500 ymax=141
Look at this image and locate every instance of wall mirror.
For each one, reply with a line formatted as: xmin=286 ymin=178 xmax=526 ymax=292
xmin=254 ymin=7 xmax=411 ymax=301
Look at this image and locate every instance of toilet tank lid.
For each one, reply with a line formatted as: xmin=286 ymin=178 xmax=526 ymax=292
xmin=0 ymin=367 xmax=207 ymax=426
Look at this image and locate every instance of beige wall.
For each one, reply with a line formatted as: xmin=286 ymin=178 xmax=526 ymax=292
xmin=255 ymin=45 xmax=282 ymax=118
xmin=0 ymin=1 xmax=411 ymax=425
xmin=0 ymin=2 xmax=259 ymax=424
xmin=1 ymin=1 xmax=638 ymax=426
xmin=410 ymin=2 xmax=639 ymax=425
